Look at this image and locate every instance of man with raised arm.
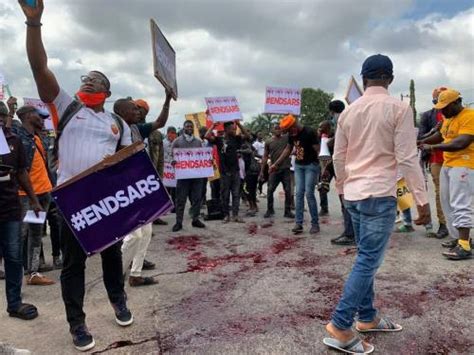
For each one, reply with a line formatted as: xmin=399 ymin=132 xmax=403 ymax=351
xmin=19 ymin=0 xmax=133 ymax=351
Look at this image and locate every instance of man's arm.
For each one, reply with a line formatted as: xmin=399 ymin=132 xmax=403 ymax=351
xmin=333 ymin=120 xmax=348 ymax=195
xmin=419 ymin=131 xmax=443 ymax=145
xmin=5 ymin=97 xmax=17 ymax=128
xmin=236 ymin=121 xmax=250 ymax=140
xmin=16 ymin=170 xmax=42 ymax=216
xmin=424 ymin=134 xmax=474 ymax=152
xmin=269 ymin=144 xmax=291 ymax=173
xmin=205 ymin=123 xmax=218 ymax=143
xmin=150 ymin=90 xmax=172 ymax=131
xmin=19 ymin=0 xmax=60 ymax=103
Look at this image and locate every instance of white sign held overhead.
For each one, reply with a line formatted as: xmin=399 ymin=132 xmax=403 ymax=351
xmin=345 ymin=76 xmax=363 ymax=105
xmin=205 ymin=96 xmax=243 ymax=123
xmin=264 ymin=87 xmax=301 ymax=115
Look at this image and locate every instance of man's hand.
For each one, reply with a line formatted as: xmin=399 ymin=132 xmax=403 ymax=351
xmin=419 ymin=144 xmax=433 ymax=152
xmin=414 ymin=204 xmax=431 ymax=225
xmin=30 ymin=200 xmax=44 ymax=217
xmin=7 ymin=97 xmax=17 ymax=114
xmin=18 ymin=0 xmax=44 ymax=22
xmin=165 ymin=89 xmax=172 ymax=102
xmin=269 ymin=164 xmax=278 ymax=174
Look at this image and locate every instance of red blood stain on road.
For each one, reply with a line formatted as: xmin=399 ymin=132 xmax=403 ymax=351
xmin=187 ymin=252 xmax=266 ymax=272
xmin=247 ymin=223 xmax=258 ymax=235
xmin=271 ymin=238 xmax=301 ymax=254
xmin=167 ymin=235 xmax=202 ymax=252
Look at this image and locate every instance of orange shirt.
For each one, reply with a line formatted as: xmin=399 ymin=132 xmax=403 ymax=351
xmin=19 ymin=135 xmax=53 ymax=196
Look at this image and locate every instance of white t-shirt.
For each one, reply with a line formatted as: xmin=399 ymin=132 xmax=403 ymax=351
xmin=53 ymin=89 xmax=132 ymax=184
xmin=252 ymin=140 xmax=265 ymax=157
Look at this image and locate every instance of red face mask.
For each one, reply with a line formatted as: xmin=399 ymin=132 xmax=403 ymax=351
xmin=76 ymin=91 xmax=107 ymax=107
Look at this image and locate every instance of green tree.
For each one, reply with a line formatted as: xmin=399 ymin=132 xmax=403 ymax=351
xmin=244 ymin=113 xmax=279 ymax=136
xmin=409 ymin=79 xmax=417 ymax=125
xmin=300 ymin=88 xmax=333 ymax=127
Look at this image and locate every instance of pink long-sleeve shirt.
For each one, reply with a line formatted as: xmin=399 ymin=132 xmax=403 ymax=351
xmin=333 ymin=86 xmax=428 ymax=206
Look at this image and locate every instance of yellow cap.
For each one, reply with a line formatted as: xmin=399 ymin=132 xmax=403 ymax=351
xmin=434 ymin=89 xmax=460 ymax=109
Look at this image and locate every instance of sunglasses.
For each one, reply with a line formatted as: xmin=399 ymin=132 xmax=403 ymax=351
xmin=80 ymin=75 xmax=108 ymax=87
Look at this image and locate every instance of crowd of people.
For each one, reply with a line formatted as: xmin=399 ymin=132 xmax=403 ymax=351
xmin=0 ymin=1 xmax=472 ymax=354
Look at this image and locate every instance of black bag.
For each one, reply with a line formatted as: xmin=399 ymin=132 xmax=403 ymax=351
xmin=204 ymin=198 xmax=224 ymax=220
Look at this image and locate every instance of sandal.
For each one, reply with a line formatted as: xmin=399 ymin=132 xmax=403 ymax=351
xmin=323 ymin=336 xmax=374 ymax=354
xmin=8 ymin=303 xmax=38 ymax=320
xmin=356 ymin=317 xmax=402 ymax=333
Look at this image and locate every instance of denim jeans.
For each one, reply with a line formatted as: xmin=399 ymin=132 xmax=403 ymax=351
xmin=294 ymin=163 xmax=320 ymax=226
xmin=0 ymin=221 xmax=23 ymax=312
xmin=331 ymin=197 xmax=397 ymax=330
xmin=339 ymin=195 xmax=354 ymax=238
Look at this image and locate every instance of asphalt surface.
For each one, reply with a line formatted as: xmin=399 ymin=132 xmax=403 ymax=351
xmin=0 ymin=184 xmax=473 ymax=354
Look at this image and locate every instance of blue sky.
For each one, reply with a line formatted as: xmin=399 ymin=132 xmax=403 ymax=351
xmin=405 ymin=0 xmax=474 ymax=19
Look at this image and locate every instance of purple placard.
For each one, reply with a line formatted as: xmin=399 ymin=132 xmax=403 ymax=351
xmin=52 ymin=150 xmax=173 ymax=255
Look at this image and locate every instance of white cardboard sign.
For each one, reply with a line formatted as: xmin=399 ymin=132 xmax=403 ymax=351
xmin=264 ymin=86 xmax=301 ymax=115
xmin=205 ymin=96 xmax=242 ymax=123
xmin=173 ymin=147 xmax=213 ymax=179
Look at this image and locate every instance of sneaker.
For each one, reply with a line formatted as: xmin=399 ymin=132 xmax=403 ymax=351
xmin=111 ymin=298 xmax=134 ymax=327
xmin=264 ymin=211 xmax=275 ymax=218
xmin=231 ymin=216 xmax=245 ymax=223
xmin=436 ymin=223 xmax=449 ymax=239
xmin=192 ymin=219 xmax=206 ymax=228
xmin=394 ymin=225 xmax=415 ymax=233
xmin=53 ymin=256 xmax=63 ymax=269
xmin=319 ymin=208 xmax=329 ymax=216
xmin=309 ymin=225 xmax=320 ymax=234
xmin=71 ymin=325 xmax=95 ymax=352
xmin=172 ymin=223 xmax=183 ymax=232
xmin=395 ymin=214 xmax=403 ymax=224
xmin=331 ymin=234 xmax=356 ymax=246
xmin=142 ymin=259 xmax=155 ymax=270
xmin=284 ymin=212 xmax=295 ymax=219
xmin=26 ymin=272 xmax=55 ymax=286
xmin=129 ymin=276 xmax=158 ymax=287
xmin=292 ymin=224 xmax=303 ymax=234
xmin=441 ymin=238 xmax=458 ymax=248
xmin=442 ymin=245 xmax=472 ymax=260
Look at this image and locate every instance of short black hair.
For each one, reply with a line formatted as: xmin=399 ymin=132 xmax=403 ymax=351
xmin=167 ymin=126 xmax=177 ymax=133
xmin=223 ymin=121 xmax=234 ymax=129
xmin=113 ymin=98 xmax=132 ymax=116
xmin=328 ymin=100 xmax=345 ymax=113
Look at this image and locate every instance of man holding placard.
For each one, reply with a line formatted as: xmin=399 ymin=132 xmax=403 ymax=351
xmin=19 ymin=0 xmax=133 ymax=350
xmin=171 ymin=120 xmax=207 ymax=232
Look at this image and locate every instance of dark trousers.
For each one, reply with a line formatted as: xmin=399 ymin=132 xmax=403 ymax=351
xmin=220 ymin=171 xmax=241 ymax=217
xmin=175 ymin=178 xmax=204 ymax=224
xmin=47 ymin=200 xmax=62 ymax=257
xmin=258 ymin=164 xmax=269 ymax=194
xmin=340 ymin=195 xmax=355 ymax=237
xmin=267 ymin=169 xmax=292 ymax=214
xmin=210 ymin=179 xmax=220 ymax=200
xmin=60 ymin=219 xmax=125 ymax=330
xmin=200 ymin=178 xmax=208 ymax=207
xmin=245 ymin=174 xmax=258 ymax=204
xmin=319 ymin=163 xmax=335 ymax=211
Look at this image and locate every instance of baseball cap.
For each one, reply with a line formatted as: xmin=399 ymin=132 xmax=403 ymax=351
xmin=0 ymin=102 xmax=8 ymax=116
xmin=280 ymin=114 xmax=296 ymax=130
xmin=16 ymin=105 xmax=50 ymax=119
xmin=433 ymin=89 xmax=461 ymax=110
xmin=361 ymin=54 xmax=393 ymax=79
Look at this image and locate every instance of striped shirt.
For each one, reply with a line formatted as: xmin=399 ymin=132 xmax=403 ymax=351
xmin=53 ymin=89 xmax=132 ymax=184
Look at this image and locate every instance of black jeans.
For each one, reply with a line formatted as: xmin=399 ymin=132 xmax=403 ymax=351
xmin=210 ymin=179 xmax=220 ymax=200
xmin=60 ymin=218 xmax=125 ymax=330
xmin=245 ymin=174 xmax=258 ymax=205
xmin=175 ymin=178 xmax=204 ymax=224
xmin=47 ymin=200 xmax=62 ymax=257
xmin=220 ymin=171 xmax=241 ymax=217
xmin=267 ymin=169 xmax=292 ymax=214
xmin=319 ymin=162 xmax=335 ymax=211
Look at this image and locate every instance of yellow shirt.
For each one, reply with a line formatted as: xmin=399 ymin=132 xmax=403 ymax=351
xmin=441 ymin=108 xmax=474 ymax=169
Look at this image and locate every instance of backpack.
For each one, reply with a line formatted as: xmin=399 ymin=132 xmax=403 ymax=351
xmin=52 ymin=100 xmax=124 ymax=165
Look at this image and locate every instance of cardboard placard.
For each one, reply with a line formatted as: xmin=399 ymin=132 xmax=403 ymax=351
xmin=205 ymin=96 xmax=242 ymax=123
xmin=264 ymin=86 xmax=301 ymax=115
xmin=174 ymin=147 xmax=214 ymax=179
xmin=345 ymin=76 xmax=363 ymax=105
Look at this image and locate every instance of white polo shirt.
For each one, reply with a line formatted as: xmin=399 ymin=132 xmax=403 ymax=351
xmin=53 ymin=89 xmax=132 ymax=184
xmin=253 ymin=140 xmax=265 ymax=157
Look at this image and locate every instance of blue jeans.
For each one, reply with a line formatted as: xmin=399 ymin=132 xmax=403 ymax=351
xmin=294 ymin=163 xmax=320 ymax=226
xmin=0 ymin=221 xmax=23 ymax=312
xmin=331 ymin=197 xmax=397 ymax=330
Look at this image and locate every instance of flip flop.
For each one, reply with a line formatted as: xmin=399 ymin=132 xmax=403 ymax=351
xmin=8 ymin=303 xmax=38 ymax=320
xmin=356 ymin=317 xmax=403 ymax=333
xmin=323 ymin=336 xmax=374 ymax=354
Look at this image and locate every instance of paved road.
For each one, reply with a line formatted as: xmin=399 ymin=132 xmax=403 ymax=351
xmin=1 ymin=185 xmax=473 ymax=354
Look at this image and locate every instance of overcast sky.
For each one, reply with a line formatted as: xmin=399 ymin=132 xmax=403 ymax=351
xmin=1 ymin=0 xmax=473 ymax=128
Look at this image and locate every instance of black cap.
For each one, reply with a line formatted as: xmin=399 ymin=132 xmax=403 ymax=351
xmin=16 ymin=105 xmax=50 ymax=119
xmin=361 ymin=54 xmax=393 ymax=79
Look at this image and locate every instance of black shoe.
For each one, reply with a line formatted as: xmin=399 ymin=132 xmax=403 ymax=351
xmin=38 ymin=263 xmax=54 ymax=273
xmin=142 ymin=259 xmax=155 ymax=270
xmin=192 ymin=219 xmax=206 ymax=228
xmin=264 ymin=211 xmax=275 ymax=218
xmin=442 ymin=245 xmax=472 ymax=260
xmin=436 ymin=223 xmax=449 ymax=239
xmin=331 ymin=234 xmax=356 ymax=246
xmin=153 ymin=218 xmax=168 ymax=226
xmin=0 ymin=270 xmax=4 ymax=280
xmin=310 ymin=224 xmax=320 ymax=234
xmin=111 ymin=298 xmax=133 ymax=327
xmin=441 ymin=238 xmax=458 ymax=248
xmin=292 ymin=224 xmax=303 ymax=234
xmin=172 ymin=223 xmax=183 ymax=232
xmin=71 ymin=325 xmax=95 ymax=352
xmin=284 ymin=212 xmax=295 ymax=219
xmin=319 ymin=208 xmax=329 ymax=216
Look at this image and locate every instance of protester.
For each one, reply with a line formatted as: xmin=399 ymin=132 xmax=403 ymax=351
xmin=20 ymin=1 xmax=134 ymax=350
xmin=241 ymin=137 xmax=259 ymax=216
xmin=253 ymin=131 xmax=267 ymax=197
xmin=206 ymin=121 xmax=251 ymax=223
xmin=260 ymin=123 xmax=293 ymax=219
xmin=324 ymin=54 xmax=430 ymax=354
xmin=419 ymin=89 xmax=474 ymax=260
xmin=0 ymin=101 xmax=42 ymax=321
xmin=199 ymin=126 xmax=211 ymax=208
xmin=163 ymin=126 xmax=178 ymax=209
xmin=270 ymin=115 xmax=321 ymax=235
xmin=13 ymin=105 xmax=55 ymax=286
xmin=113 ymin=95 xmax=171 ymax=286
xmin=171 ymin=120 xmax=206 ymax=231
xmin=317 ymin=120 xmax=334 ymax=216
xmin=417 ymin=87 xmax=449 ymax=239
